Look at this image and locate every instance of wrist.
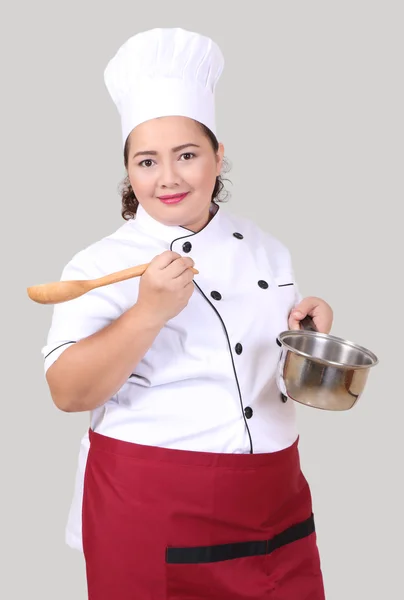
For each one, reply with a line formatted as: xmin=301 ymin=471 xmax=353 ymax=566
xmin=129 ymin=302 xmax=167 ymax=331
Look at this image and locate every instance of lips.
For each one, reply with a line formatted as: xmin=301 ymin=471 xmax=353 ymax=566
xmin=158 ymin=192 xmax=189 ymax=205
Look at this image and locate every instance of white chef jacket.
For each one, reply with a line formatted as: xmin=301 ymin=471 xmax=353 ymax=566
xmin=42 ymin=201 xmax=301 ymax=551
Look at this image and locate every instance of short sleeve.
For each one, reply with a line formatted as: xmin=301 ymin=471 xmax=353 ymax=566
xmin=41 ymin=252 xmax=124 ymax=373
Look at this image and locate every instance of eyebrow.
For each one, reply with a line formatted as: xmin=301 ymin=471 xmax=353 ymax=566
xmin=132 ymin=143 xmax=200 ymax=159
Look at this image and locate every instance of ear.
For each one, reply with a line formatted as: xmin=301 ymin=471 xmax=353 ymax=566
xmin=216 ymin=142 xmax=225 ymax=176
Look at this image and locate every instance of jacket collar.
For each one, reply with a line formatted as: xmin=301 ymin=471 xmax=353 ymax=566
xmin=133 ymin=201 xmax=222 ymax=246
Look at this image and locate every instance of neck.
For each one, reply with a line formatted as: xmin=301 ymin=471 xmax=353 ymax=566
xmin=182 ymin=203 xmax=216 ymax=233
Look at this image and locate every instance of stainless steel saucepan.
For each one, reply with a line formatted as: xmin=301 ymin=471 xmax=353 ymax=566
xmin=277 ymin=316 xmax=379 ymax=411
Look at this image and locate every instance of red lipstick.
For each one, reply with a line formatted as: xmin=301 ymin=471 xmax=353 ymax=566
xmin=158 ymin=192 xmax=189 ymax=205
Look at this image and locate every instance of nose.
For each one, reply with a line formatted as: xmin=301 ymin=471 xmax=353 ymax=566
xmin=158 ymin=161 xmax=182 ymax=189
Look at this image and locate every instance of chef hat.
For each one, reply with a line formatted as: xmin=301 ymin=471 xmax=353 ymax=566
xmin=104 ymin=28 xmax=224 ymax=148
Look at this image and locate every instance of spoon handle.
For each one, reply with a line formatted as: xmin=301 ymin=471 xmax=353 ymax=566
xmin=87 ymin=263 xmax=199 ymax=288
xmin=91 ymin=263 xmax=151 ymax=287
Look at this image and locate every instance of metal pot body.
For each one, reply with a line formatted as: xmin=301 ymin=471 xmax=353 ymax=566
xmin=278 ymin=330 xmax=378 ymax=411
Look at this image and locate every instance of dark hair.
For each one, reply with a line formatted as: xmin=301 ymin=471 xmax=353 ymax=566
xmin=119 ymin=122 xmax=230 ymax=220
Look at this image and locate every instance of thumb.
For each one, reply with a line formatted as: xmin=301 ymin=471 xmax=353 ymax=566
xmin=288 ymin=308 xmax=305 ymax=331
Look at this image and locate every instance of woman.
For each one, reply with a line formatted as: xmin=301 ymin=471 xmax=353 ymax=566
xmin=43 ymin=28 xmax=331 ymax=599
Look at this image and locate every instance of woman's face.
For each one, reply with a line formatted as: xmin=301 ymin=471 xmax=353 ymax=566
xmin=126 ymin=116 xmax=224 ymax=231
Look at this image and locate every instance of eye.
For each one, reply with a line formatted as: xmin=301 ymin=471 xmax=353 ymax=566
xmin=139 ymin=159 xmax=155 ymax=167
xmin=180 ymin=152 xmax=195 ymax=161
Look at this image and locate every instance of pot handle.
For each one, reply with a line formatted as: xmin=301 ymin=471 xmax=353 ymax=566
xmin=276 ymin=314 xmax=318 ymax=347
xmin=299 ymin=315 xmax=318 ymax=332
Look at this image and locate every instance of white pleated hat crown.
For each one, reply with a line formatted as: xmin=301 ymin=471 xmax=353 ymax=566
xmin=104 ymin=28 xmax=224 ymax=148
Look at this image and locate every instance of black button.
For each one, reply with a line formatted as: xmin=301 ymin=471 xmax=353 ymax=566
xmin=233 ymin=232 xmax=244 ymax=239
xmin=244 ymin=406 xmax=253 ymax=419
xmin=280 ymin=394 xmax=288 ymax=403
xmin=211 ymin=291 xmax=222 ymax=301
xmin=258 ymin=280 xmax=269 ymax=289
xmin=182 ymin=241 xmax=192 ymax=253
xmin=235 ymin=343 xmax=243 ymax=355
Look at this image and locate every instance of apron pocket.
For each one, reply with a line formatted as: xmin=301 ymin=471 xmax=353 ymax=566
xmin=165 ymin=515 xmax=317 ymax=600
xmin=166 ymin=556 xmax=269 ymax=600
xmin=268 ymin=533 xmax=325 ymax=600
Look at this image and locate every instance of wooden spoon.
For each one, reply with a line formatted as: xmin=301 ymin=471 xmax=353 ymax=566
xmin=27 ymin=263 xmax=199 ymax=305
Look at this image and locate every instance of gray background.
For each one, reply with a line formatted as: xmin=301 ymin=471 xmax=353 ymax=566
xmin=2 ymin=1 xmax=402 ymax=598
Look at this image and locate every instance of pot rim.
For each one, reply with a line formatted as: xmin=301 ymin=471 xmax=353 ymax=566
xmin=277 ymin=329 xmax=379 ymax=369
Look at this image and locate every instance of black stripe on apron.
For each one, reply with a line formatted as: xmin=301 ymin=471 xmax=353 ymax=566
xmin=166 ymin=514 xmax=315 ymax=564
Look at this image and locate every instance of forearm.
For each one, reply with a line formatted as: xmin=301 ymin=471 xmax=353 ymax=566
xmin=46 ymin=304 xmax=164 ymax=412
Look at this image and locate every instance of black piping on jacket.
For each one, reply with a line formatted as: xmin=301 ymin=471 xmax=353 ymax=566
xmin=44 ymin=341 xmax=76 ymax=360
xmin=169 ymin=230 xmax=254 ymax=455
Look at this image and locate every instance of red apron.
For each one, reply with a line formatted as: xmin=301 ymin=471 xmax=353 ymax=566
xmin=83 ymin=430 xmax=325 ymax=599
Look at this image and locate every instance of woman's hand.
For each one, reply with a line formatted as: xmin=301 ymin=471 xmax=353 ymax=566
xmin=137 ymin=250 xmax=196 ymax=325
xmin=288 ymin=296 xmax=333 ymax=334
